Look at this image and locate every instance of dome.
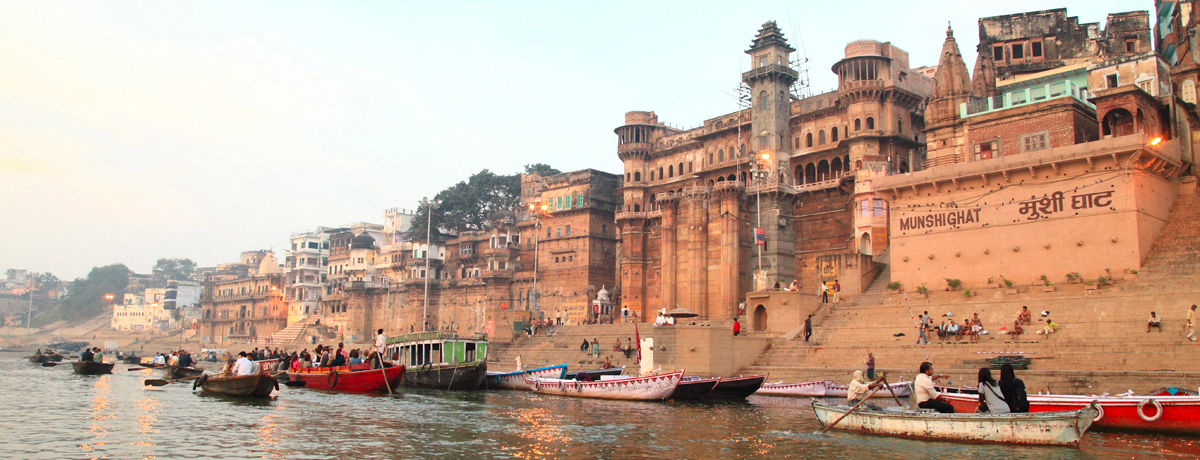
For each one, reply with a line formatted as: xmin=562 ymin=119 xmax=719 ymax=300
xmin=596 ymin=285 xmax=610 ymax=301
xmin=351 ymin=233 xmax=376 ymax=250
xmin=257 ymin=251 xmax=281 ymax=275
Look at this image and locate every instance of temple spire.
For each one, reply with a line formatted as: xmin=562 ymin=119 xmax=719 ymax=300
xmin=927 ymin=23 xmax=974 ymax=125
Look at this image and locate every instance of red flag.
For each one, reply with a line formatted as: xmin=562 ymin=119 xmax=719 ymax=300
xmin=634 ymin=321 xmax=641 ymax=365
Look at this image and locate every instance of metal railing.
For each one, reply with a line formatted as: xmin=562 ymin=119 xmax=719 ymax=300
xmin=960 ymin=81 xmax=1093 ymax=118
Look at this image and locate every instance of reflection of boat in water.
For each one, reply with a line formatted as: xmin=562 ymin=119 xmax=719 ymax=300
xmin=486 ymin=364 xmax=567 ymax=390
xmin=703 ymin=375 xmax=766 ymax=399
xmin=195 ymin=373 xmax=278 ymax=397
xmin=943 ymin=391 xmax=1200 ymax=436
xmin=288 ymin=363 xmax=404 ymax=393
xmin=811 ymin=400 xmax=1098 ymax=446
xmin=385 ymin=332 xmax=488 ymax=390
xmin=72 ymin=361 xmax=115 ymax=374
xmin=756 ymin=380 xmax=830 ymax=397
xmin=528 ymin=370 xmax=684 ymax=401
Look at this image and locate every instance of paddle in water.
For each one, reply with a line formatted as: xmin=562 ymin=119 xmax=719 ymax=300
xmin=144 ymin=375 xmax=201 ymax=386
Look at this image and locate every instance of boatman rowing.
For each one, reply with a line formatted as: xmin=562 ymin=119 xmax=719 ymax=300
xmin=914 ymin=362 xmax=954 ymax=413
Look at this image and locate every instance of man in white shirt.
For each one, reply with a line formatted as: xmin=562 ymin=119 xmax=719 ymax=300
xmin=914 ymin=361 xmax=955 ymax=413
xmin=232 ymin=352 xmax=257 ymax=376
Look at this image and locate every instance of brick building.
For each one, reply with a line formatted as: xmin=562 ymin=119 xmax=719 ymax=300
xmin=198 ymin=251 xmax=287 ymax=344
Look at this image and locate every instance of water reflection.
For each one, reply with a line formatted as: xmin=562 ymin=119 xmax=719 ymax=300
xmin=83 ymin=375 xmax=113 ymax=456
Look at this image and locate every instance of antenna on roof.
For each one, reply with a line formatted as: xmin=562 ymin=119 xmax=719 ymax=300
xmin=787 ymin=14 xmax=812 ymax=100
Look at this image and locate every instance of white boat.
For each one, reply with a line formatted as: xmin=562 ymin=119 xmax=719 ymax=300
xmin=485 ymin=364 xmax=567 ymax=391
xmin=756 ymin=380 xmax=830 ymax=397
xmin=811 ymin=400 xmax=1098 ymax=446
xmin=825 ymin=380 xmax=913 ymax=398
xmin=526 ymin=370 xmax=684 ymax=401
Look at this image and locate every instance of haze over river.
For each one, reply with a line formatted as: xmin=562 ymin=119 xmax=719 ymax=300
xmin=1 ymin=352 xmax=1195 ymax=459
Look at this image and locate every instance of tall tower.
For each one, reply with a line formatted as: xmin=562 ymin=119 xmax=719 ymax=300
xmin=924 ymin=25 xmax=976 ymax=168
xmin=743 ymin=21 xmax=799 ymax=167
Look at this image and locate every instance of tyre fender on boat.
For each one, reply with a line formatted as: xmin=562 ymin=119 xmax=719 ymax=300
xmin=328 ymin=370 xmax=339 ymax=388
xmin=193 ymin=373 xmax=208 ymax=390
xmin=532 ymin=379 xmax=541 ymax=392
xmin=420 ymin=363 xmax=432 ymax=374
xmin=1137 ymin=398 xmax=1163 ymax=422
xmin=574 ymin=381 xmax=583 ymax=392
xmin=1092 ymin=401 xmax=1104 ymax=422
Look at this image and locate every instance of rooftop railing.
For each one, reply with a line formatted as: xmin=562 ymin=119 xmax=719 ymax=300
xmin=960 ymin=81 xmax=1093 ymax=118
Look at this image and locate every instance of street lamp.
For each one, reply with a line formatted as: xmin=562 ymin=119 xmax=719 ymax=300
xmin=528 ymin=203 xmax=549 ymax=312
xmin=752 ymin=150 xmax=774 ymax=284
xmin=421 ymin=197 xmax=441 ymax=332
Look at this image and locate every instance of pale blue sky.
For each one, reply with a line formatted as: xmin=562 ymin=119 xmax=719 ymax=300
xmin=0 ymin=0 xmax=1141 ymax=278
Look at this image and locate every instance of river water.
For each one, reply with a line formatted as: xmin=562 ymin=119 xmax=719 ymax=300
xmin=1 ymin=352 xmax=1196 ymax=459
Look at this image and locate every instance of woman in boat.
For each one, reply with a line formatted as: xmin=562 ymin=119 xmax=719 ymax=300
xmin=998 ymin=363 xmax=1030 ymax=412
xmin=976 ymin=368 xmax=1010 ymax=413
xmin=846 ymin=370 xmax=879 ymax=405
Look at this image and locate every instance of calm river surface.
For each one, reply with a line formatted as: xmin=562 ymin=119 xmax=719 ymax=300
xmin=1 ymin=352 xmax=1196 ymax=459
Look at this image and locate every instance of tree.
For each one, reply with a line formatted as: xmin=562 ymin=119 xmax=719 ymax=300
xmin=58 ymin=264 xmax=131 ymax=321
xmin=31 ymin=272 xmax=61 ymax=293
xmin=524 ymin=163 xmax=561 ymax=177
xmin=152 ymin=258 xmax=197 ymax=285
xmin=409 ymin=169 xmax=521 ymax=240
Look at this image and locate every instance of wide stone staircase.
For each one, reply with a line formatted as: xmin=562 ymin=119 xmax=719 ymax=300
xmin=268 ymin=315 xmax=319 ymax=345
xmin=740 ymin=180 xmax=1200 ymax=394
xmin=489 ymin=323 xmax=648 ymax=374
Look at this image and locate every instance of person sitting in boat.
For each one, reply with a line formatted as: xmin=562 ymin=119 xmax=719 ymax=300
xmin=348 ymin=349 xmax=362 ymax=365
xmin=576 ymin=371 xmax=592 ymax=382
xmin=179 ymin=351 xmax=193 ymax=368
xmin=998 ymin=363 xmax=1030 ymax=412
xmin=602 ymin=356 xmax=614 ymax=369
xmin=80 ymin=347 xmax=94 ymax=363
xmin=846 ymin=370 xmax=880 ymax=406
xmin=975 ymin=368 xmax=1010 ymax=413
xmin=232 ymin=352 xmax=257 ymax=376
xmin=91 ymin=347 xmax=103 ymax=363
xmin=914 ymin=362 xmax=954 ymax=413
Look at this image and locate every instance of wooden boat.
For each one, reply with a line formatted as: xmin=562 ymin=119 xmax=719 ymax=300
xmin=942 ymin=391 xmax=1200 ymax=435
xmin=195 ymin=372 xmax=278 ymax=397
xmin=486 ymin=364 xmax=567 ymax=390
xmin=385 ymin=332 xmax=488 ymax=390
xmin=71 ymin=361 xmax=115 ymax=375
xmin=28 ymin=353 xmax=64 ymax=363
xmin=826 ymin=380 xmax=913 ymax=398
xmin=703 ymin=374 xmax=766 ymax=399
xmin=756 ymin=380 xmax=830 ymax=397
xmin=527 ymin=370 xmax=684 ymax=400
xmin=122 ymin=356 xmax=143 ymax=365
xmin=811 ymin=400 xmax=1098 ymax=446
xmin=163 ymin=365 xmax=205 ymax=380
xmin=668 ymin=376 xmax=720 ymax=400
xmin=565 ymin=367 xmax=625 ymax=380
xmin=288 ymin=364 xmax=404 ymax=393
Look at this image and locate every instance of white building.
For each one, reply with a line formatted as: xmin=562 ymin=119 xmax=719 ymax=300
xmin=285 ymin=227 xmax=335 ymax=324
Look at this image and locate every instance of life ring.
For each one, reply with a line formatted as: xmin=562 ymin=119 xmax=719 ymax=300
xmin=328 ymin=370 xmax=339 ymax=388
xmin=1137 ymin=398 xmax=1163 ymax=422
xmin=193 ymin=374 xmax=208 ymax=390
xmin=574 ymin=381 xmax=583 ymax=392
xmin=532 ymin=380 xmax=541 ymax=392
xmin=420 ymin=363 xmax=432 ymax=374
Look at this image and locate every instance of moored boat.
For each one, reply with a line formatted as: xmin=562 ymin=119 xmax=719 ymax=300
xmin=386 ymin=332 xmax=488 ymax=390
xmin=565 ymin=367 xmax=625 ymax=380
xmin=194 ymin=372 xmax=278 ymax=397
xmin=826 ymin=380 xmax=912 ymax=398
xmin=703 ymin=374 xmax=766 ymax=399
xmin=942 ymin=391 xmax=1200 ymax=435
xmin=811 ymin=400 xmax=1098 ymax=446
xmin=122 ymin=356 xmax=143 ymax=365
xmin=72 ymin=361 xmax=115 ymax=375
xmin=486 ymin=364 xmax=567 ymax=390
xmin=163 ymin=365 xmax=205 ymax=380
xmin=756 ymin=380 xmax=830 ymax=397
xmin=668 ymin=376 xmax=720 ymax=400
xmin=288 ymin=364 xmax=404 ymax=393
xmin=528 ymin=370 xmax=684 ymax=401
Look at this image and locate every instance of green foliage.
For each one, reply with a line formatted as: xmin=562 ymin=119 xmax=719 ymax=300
xmin=410 ymin=169 xmax=522 ymax=240
xmin=916 ymin=283 xmax=928 ymax=295
xmin=945 ymin=278 xmax=962 ymax=290
xmin=1066 ymin=272 xmax=1081 ymax=283
xmin=1001 ymin=276 xmax=1014 ymax=288
xmin=1130 ymin=269 xmax=1138 ymax=275
xmin=152 ymin=258 xmax=196 ymax=285
xmin=32 ymin=272 xmax=62 ymax=292
xmin=886 ymin=281 xmax=901 ymax=291
xmin=963 ymin=289 xmax=973 ymax=298
xmin=1040 ymin=274 xmax=1052 ymax=287
xmin=1097 ymin=276 xmax=1113 ymax=286
xmin=57 ymin=264 xmax=131 ymax=322
xmin=524 ymin=163 xmax=562 ymax=177
xmin=987 ymin=276 xmax=995 ymax=285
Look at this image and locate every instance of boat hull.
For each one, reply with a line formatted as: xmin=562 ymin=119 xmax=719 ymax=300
xmin=757 ymin=380 xmax=830 ymax=397
xmin=812 ymin=400 xmax=1097 ymax=446
xmin=486 ymin=364 xmax=567 ymax=391
xmin=565 ymin=367 xmax=625 ymax=380
xmin=943 ymin=392 xmax=1200 ymax=435
xmin=528 ymin=370 xmax=684 ymax=400
xmin=669 ymin=377 xmax=720 ymax=400
xmin=402 ymin=361 xmax=487 ymax=390
xmin=71 ymin=361 xmax=115 ymax=374
xmin=826 ymin=381 xmax=912 ymax=398
xmin=288 ymin=365 xmax=404 ymax=392
xmin=29 ymin=354 xmax=64 ymax=363
xmin=163 ymin=365 xmax=205 ymax=380
xmin=704 ymin=375 xmax=766 ymax=399
xmin=200 ymin=373 xmax=278 ymax=397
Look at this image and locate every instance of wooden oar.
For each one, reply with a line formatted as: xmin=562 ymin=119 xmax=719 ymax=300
xmin=879 ymin=375 xmax=909 ymax=410
xmin=144 ymin=375 xmax=201 ymax=386
xmin=378 ymin=356 xmax=393 ymax=394
xmin=819 ymin=373 xmax=889 ymax=434
xmin=42 ymin=362 xmax=59 ymax=367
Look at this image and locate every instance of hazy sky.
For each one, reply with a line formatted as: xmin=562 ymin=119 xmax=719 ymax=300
xmin=1 ymin=0 xmax=1140 ymax=279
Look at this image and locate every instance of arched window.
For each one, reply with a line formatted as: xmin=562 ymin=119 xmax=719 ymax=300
xmin=727 ymin=174 xmax=736 ymax=182
xmin=831 ymin=157 xmax=843 ymax=175
xmin=668 ymin=165 xmax=674 ymax=178
xmin=818 ymin=130 xmax=826 ymax=145
xmin=659 ymin=167 xmax=664 ymax=179
xmin=866 ymin=117 xmax=875 ymax=129
xmin=793 ymin=137 xmax=799 ymax=149
xmin=634 ymin=171 xmax=641 ymax=181
xmin=899 ymin=161 xmax=909 ymax=173
xmin=897 ymin=118 xmax=903 ymax=133
xmin=806 ymin=133 xmax=813 ymax=147
xmin=795 ymin=165 xmax=805 ymax=184
xmin=740 ymin=171 xmax=747 ymax=182
xmin=805 ymin=163 xmax=816 ymax=183
xmin=831 ymin=127 xmax=838 ymax=142
xmin=854 ymin=119 xmax=862 ymax=131
xmin=739 ymin=144 xmax=746 ymax=156
xmin=817 ymin=160 xmax=830 ymax=181
xmin=718 ymin=149 xmax=724 ymax=162
xmin=633 ymin=204 xmax=640 ymax=212
xmin=855 ymin=159 xmax=863 ymax=170
xmin=759 ymin=91 xmax=768 ymax=110
xmin=626 ymin=172 xmax=630 ymax=182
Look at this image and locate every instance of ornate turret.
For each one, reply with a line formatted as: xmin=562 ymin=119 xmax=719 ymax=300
xmin=972 ymin=47 xmax=999 ymax=99
xmin=927 ymin=24 xmax=975 ymax=126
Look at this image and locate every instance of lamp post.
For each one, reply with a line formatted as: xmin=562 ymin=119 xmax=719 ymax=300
xmin=528 ymin=203 xmax=548 ymax=312
xmin=421 ymin=197 xmax=440 ymax=332
xmin=752 ymin=151 xmax=773 ymax=282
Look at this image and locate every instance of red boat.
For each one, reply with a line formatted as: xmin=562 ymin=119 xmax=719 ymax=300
xmin=288 ymin=363 xmax=405 ymax=393
xmin=942 ymin=391 xmax=1200 ymax=435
